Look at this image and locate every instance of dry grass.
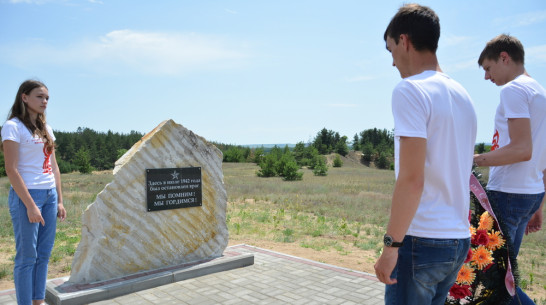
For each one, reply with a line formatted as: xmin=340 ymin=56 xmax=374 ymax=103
xmin=0 ymin=159 xmax=544 ymax=303
xmin=0 ymin=171 xmax=113 ymax=290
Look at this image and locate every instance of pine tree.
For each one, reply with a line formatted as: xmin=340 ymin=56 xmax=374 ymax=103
xmin=312 ymin=155 xmax=328 ymax=176
xmin=333 ymin=154 xmax=343 ymax=167
xmin=74 ymin=147 xmax=92 ymax=174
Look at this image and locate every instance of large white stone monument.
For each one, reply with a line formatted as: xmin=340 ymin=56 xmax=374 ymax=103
xmin=68 ymin=119 xmax=228 ymax=284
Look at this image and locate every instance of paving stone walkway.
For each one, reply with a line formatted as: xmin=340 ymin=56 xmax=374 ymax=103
xmin=0 ymin=244 xmax=385 ymax=305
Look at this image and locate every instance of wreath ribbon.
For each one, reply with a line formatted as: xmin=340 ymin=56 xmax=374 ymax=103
xmin=469 ymin=174 xmax=516 ymax=296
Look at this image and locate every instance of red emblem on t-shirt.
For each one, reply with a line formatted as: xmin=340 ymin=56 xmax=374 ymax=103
xmin=43 ymin=145 xmax=52 ymax=174
xmin=491 ymin=130 xmax=499 ymax=151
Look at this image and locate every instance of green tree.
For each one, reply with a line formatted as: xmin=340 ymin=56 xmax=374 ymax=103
xmin=283 ymin=145 xmax=291 ymax=155
xmin=2 ymin=127 xmax=142 ymax=175
xmin=256 ymin=146 xmax=303 ymax=180
xmin=301 ymin=145 xmax=319 ymax=167
xmin=361 ymin=142 xmax=375 ymax=163
xmin=74 ymin=147 xmax=92 ymax=174
xmin=280 ymin=159 xmax=303 ymax=181
xmin=275 ymin=154 xmax=291 ymax=177
xmin=311 ymin=128 xmax=350 ymax=156
xmin=57 ymin=158 xmax=77 ymax=173
xmin=253 ymin=147 xmax=265 ymax=164
xmin=352 ymin=133 xmax=361 ymax=151
xmin=375 ymin=152 xmax=390 ymax=170
xmin=54 ymin=127 xmax=143 ymax=170
xmin=293 ymin=142 xmax=306 ymax=164
xmin=335 ymin=136 xmax=349 ymax=156
xmin=256 ymin=154 xmax=277 ymax=177
xmin=359 ymin=128 xmax=394 ymax=149
xmin=313 ymin=128 xmax=340 ymax=154
xmin=117 ymin=148 xmax=128 ymax=160
xmin=333 ymin=154 xmax=343 ymax=167
xmin=475 ymin=142 xmax=486 ymax=154
xmin=224 ymin=147 xmax=245 ymax=162
xmin=312 ymin=155 xmax=328 ymax=176
xmin=269 ymin=145 xmax=283 ymax=160
xmin=375 ymin=140 xmax=393 ymax=158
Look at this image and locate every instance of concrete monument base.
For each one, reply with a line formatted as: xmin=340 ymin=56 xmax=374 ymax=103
xmin=45 ymin=252 xmax=254 ymax=305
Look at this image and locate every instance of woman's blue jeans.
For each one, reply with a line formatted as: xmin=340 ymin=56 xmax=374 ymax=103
xmin=487 ymin=190 xmax=544 ymax=305
xmin=385 ymin=235 xmax=470 ymax=305
xmin=9 ymin=187 xmax=58 ymax=305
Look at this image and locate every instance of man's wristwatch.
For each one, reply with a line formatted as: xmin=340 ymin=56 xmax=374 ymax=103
xmin=383 ymin=234 xmax=403 ymax=247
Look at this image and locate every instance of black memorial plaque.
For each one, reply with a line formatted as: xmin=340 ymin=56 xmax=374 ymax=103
xmin=146 ymin=167 xmax=202 ymax=211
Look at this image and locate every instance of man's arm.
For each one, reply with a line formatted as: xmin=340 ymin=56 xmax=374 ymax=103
xmin=374 ymin=137 xmax=426 ymax=284
xmin=474 ymin=118 xmax=532 ymax=166
xmin=526 ymin=169 xmax=545 ymax=235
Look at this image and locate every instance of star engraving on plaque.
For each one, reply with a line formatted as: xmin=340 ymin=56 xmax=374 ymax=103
xmin=171 ymin=170 xmax=179 ymax=180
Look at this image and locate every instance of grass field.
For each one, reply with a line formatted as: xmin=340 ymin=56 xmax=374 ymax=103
xmin=0 ymin=158 xmax=545 ymax=303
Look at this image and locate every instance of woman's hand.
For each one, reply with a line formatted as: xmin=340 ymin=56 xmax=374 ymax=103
xmin=27 ymin=205 xmax=45 ymax=226
xmin=57 ymin=203 xmax=66 ymax=221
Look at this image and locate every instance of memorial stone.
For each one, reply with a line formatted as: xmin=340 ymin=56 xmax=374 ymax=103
xmin=68 ymin=119 xmax=228 ymax=284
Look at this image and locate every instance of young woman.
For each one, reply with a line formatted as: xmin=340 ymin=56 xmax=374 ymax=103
xmin=1 ymin=79 xmax=66 ymax=305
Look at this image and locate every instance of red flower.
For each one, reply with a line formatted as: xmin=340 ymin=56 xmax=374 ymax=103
xmin=449 ymin=284 xmax=472 ymax=299
xmin=472 ymin=229 xmax=489 ymax=246
xmin=464 ymin=248 xmax=473 ymax=263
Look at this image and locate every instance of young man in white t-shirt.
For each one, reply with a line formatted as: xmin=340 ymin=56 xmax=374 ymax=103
xmin=474 ymin=34 xmax=546 ymax=305
xmin=374 ymin=4 xmax=477 ymax=305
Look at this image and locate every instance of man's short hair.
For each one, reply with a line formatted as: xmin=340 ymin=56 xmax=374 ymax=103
xmin=383 ymin=3 xmax=440 ymax=53
xmin=478 ymin=34 xmax=525 ymax=66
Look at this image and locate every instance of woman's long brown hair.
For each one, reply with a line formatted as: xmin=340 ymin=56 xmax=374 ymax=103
xmin=1 ymin=80 xmax=55 ymax=153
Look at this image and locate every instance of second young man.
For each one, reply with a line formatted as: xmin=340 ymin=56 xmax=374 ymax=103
xmin=374 ymin=4 xmax=477 ymax=304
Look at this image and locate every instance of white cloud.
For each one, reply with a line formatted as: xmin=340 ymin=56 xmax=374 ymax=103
xmin=0 ymin=30 xmax=248 ymax=75
xmin=225 ymin=8 xmax=238 ymax=14
xmin=493 ymin=10 xmax=546 ymax=28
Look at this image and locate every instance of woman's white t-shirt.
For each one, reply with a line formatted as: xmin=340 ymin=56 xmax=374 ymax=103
xmin=1 ymin=118 xmax=56 ymax=189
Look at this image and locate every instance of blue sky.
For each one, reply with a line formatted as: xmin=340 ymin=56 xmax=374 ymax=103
xmin=1 ymin=0 xmax=546 ymax=145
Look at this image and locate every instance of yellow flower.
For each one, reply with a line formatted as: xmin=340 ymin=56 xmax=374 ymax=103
xmin=456 ymin=264 xmax=476 ymax=285
xmin=471 ymin=246 xmax=493 ymax=270
xmin=478 ymin=211 xmax=494 ymax=231
xmin=487 ymin=230 xmax=505 ymax=251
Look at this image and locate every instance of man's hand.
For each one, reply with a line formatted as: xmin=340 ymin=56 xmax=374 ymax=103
xmin=473 ymin=154 xmax=484 ymax=167
xmin=374 ymin=247 xmax=399 ymax=285
xmin=525 ymin=209 xmax=542 ymax=235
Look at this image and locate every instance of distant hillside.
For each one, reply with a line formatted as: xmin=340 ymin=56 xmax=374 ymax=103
xmin=242 ymin=144 xmax=297 ymax=149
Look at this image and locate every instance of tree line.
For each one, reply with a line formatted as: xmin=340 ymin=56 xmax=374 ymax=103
xmin=219 ymin=127 xmax=491 ymax=181
xmin=352 ymin=128 xmax=395 ymax=170
xmin=0 ymin=125 xmax=490 ymax=178
xmin=0 ymin=127 xmax=143 ymax=176
xmin=217 ymin=127 xmax=396 ymax=180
